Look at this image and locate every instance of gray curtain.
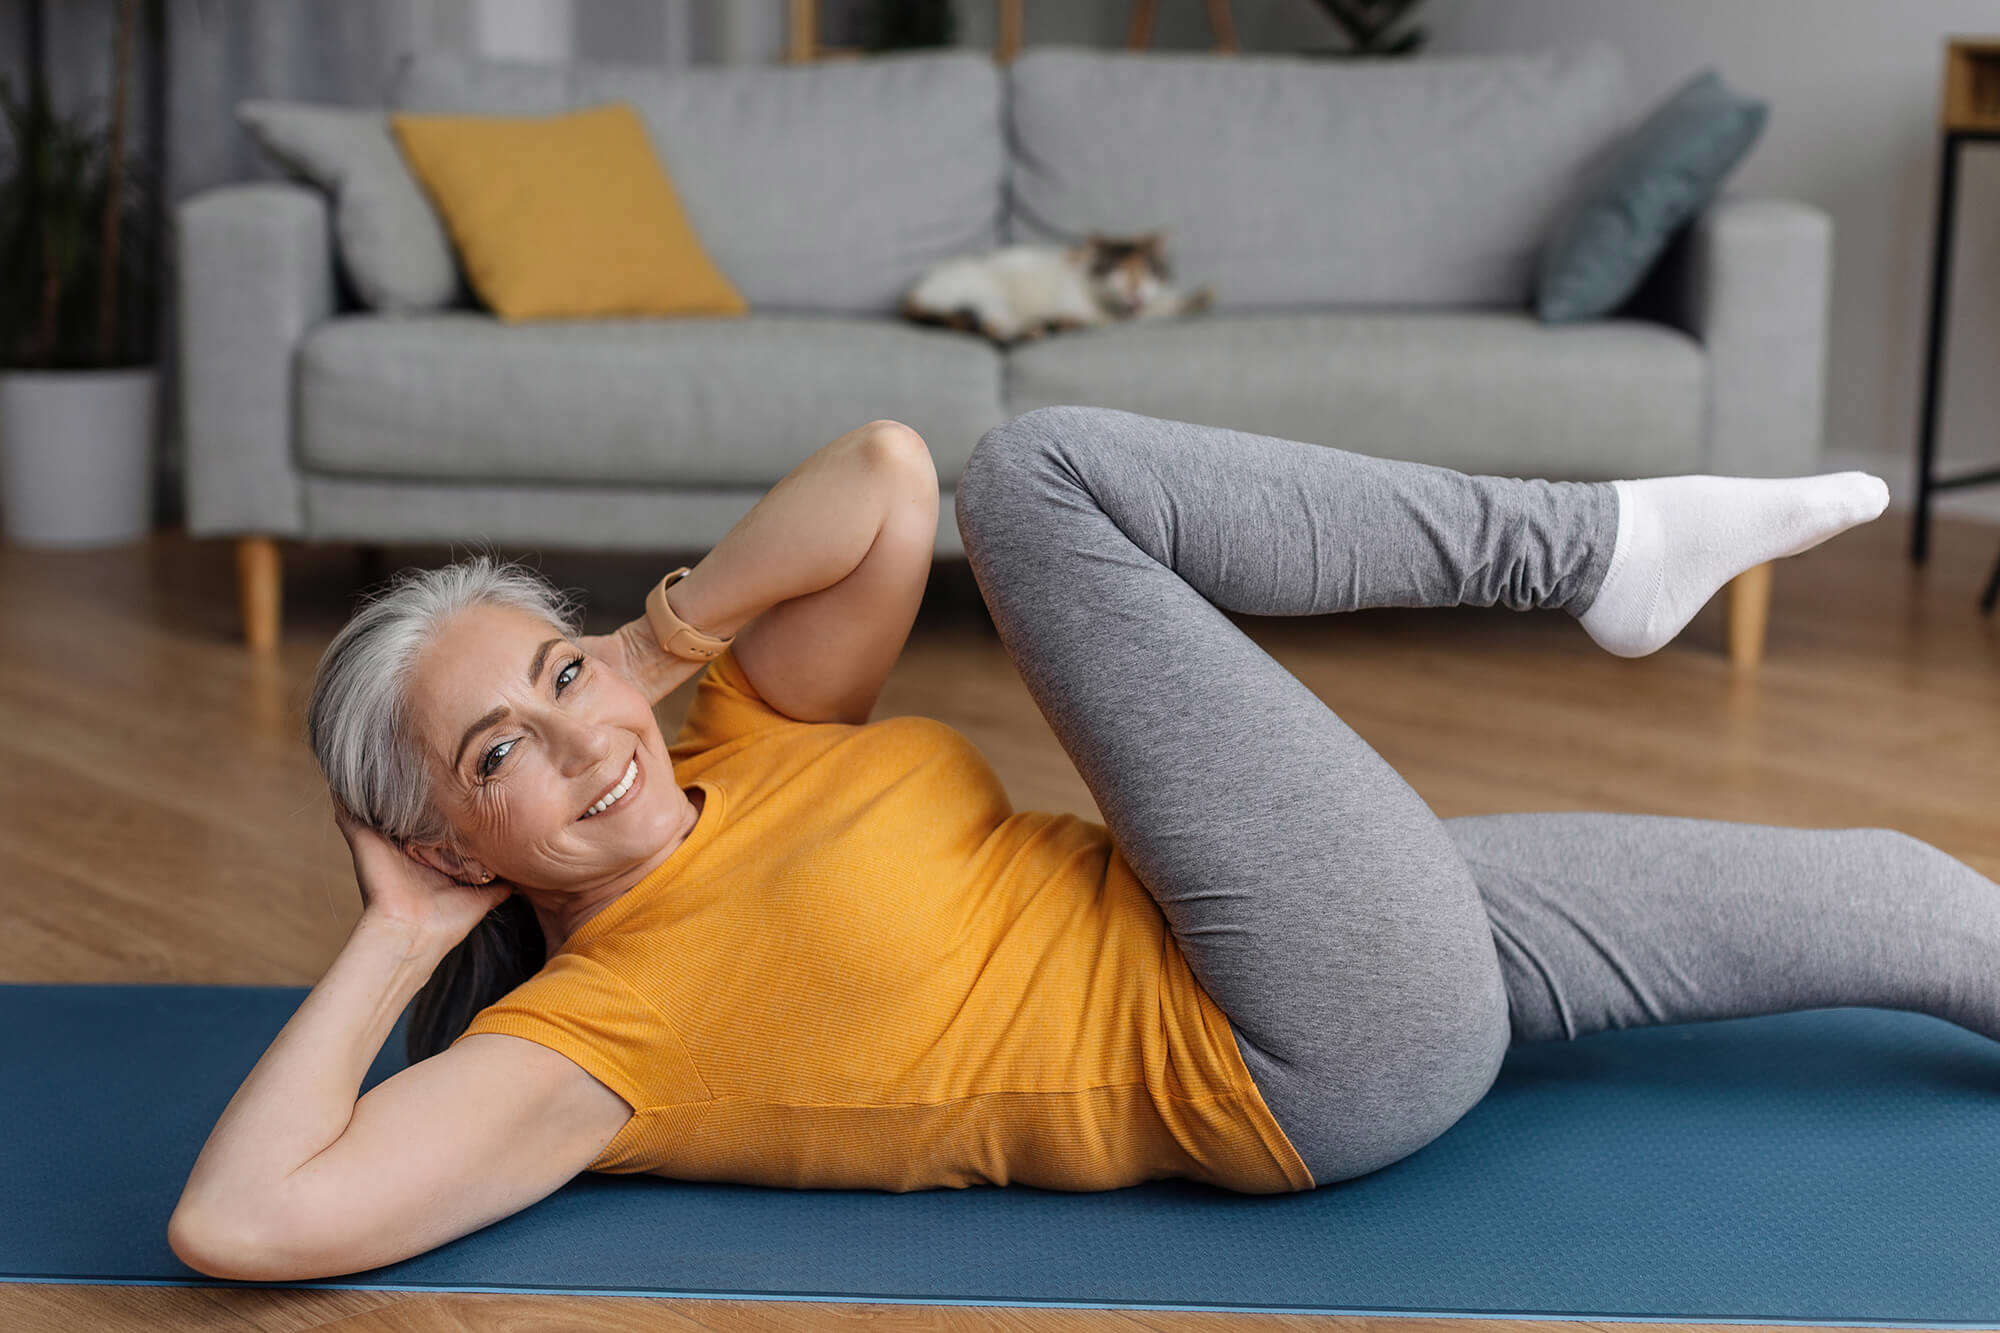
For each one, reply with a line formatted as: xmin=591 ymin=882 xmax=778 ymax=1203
xmin=157 ymin=3 xmax=438 ymax=525
xmin=168 ymin=2 xmax=442 ymax=205
xmin=165 ymin=0 xmax=739 ymax=201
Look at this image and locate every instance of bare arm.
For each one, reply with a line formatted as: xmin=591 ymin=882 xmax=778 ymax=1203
xmin=174 ymin=423 xmax=927 ymax=1255
xmin=170 ymin=916 xmax=452 ymax=1248
xmin=599 ymin=419 xmax=934 ymax=707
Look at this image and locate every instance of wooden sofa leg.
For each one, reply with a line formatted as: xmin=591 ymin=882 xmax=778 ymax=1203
xmin=1727 ymin=561 xmax=1772 ymax=670
xmin=236 ymin=536 xmax=282 ymax=652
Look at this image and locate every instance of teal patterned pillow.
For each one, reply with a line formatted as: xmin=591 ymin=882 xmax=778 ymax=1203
xmin=1536 ymin=69 xmax=1768 ymax=323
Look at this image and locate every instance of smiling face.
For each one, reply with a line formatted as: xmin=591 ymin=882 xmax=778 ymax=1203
xmin=404 ymin=602 xmax=692 ymax=896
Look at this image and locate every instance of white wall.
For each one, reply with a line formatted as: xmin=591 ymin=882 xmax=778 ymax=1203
xmin=470 ymin=0 xmax=575 ymax=61
xmin=1417 ymin=1 xmax=2000 ymax=519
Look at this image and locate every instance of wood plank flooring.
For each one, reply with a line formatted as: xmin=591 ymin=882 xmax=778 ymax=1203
xmin=2 ymin=510 xmax=1996 ymax=1332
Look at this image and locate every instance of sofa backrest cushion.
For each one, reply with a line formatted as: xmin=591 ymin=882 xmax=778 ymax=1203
xmin=1005 ymin=43 xmax=1633 ymax=310
xmin=392 ymin=50 xmax=1003 ymax=314
xmin=236 ymin=101 xmax=467 ymax=313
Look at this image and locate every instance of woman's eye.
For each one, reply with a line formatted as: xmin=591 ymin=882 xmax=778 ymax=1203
xmin=481 ymin=739 xmax=514 ymax=776
xmin=479 ymin=657 xmax=586 ymax=778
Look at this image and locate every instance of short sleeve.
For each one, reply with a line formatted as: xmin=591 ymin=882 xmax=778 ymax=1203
xmin=667 ymin=643 xmax=801 ymax=763
xmin=449 ymin=952 xmax=712 ymax=1121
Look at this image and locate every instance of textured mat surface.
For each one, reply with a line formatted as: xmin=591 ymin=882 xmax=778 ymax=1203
xmin=3 ymin=983 xmax=1998 ymax=1323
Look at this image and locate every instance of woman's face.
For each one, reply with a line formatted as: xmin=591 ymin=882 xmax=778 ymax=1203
xmin=405 ymin=603 xmax=690 ymax=892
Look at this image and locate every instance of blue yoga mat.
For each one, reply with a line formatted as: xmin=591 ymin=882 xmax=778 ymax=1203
xmin=4 ymin=983 xmax=1997 ymax=1323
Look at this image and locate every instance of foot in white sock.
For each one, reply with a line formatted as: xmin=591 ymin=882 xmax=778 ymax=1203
xmin=1577 ymin=471 xmax=1890 ymax=658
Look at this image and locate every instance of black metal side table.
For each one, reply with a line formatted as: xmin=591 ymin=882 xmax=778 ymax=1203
xmin=1911 ymin=40 xmax=2000 ymax=612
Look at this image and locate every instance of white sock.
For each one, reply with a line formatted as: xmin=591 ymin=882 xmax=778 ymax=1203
xmin=1577 ymin=471 xmax=1890 ymax=658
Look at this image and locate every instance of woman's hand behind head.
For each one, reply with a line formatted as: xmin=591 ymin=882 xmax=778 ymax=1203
xmin=332 ymin=801 xmax=511 ymax=947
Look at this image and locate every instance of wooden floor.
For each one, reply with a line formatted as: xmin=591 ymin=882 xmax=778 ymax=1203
xmin=2 ymin=510 xmax=1996 ymax=1332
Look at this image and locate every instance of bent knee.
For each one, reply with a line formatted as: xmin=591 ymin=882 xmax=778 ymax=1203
xmin=966 ymin=405 xmax=1126 ymax=475
xmin=964 ymin=410 xmax=1055 ymax=490
xmin=958 ymin=408 xmax=1082 ymax=538
xmin=959 ymin=406 xmax=1132 ymax=515
xmin=1000 ymin=404 xmax=1121 ymax=440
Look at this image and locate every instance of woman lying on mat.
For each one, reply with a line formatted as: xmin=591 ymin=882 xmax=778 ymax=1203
xmin=170 ymin=407 xmax=1995 ymax=1283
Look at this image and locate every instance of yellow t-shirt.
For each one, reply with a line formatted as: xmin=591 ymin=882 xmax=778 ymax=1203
xmin=452 ymin=645 xmax=1314 ymax=1194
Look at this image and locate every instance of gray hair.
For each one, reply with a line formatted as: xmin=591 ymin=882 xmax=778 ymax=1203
xmin=306 ymin=551 xmax=585 ymax=848
xmin=307 ymin=549 xmax=588 ymax=1063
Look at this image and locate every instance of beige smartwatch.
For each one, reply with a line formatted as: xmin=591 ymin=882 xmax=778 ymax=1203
xmin=644 ymin=567 xmax=734 ymax=662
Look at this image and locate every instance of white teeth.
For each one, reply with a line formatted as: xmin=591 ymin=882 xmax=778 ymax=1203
xmin=582 ymin=758 xmax=638 ymax=818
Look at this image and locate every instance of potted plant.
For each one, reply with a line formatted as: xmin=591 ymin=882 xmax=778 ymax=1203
xmin=0 ymin=0 xmax=161 ymax=548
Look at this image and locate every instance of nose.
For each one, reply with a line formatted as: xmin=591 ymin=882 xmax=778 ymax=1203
xmin=551 ymin=708 xmax=619 ymax=778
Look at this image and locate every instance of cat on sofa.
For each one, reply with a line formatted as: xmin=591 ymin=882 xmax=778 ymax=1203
xmin=900 ymin=232 xmax=1214 ymax=346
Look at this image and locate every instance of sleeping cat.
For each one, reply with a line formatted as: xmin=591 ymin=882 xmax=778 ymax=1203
xmin=900 ymin=233 xmax=1214 ymax=345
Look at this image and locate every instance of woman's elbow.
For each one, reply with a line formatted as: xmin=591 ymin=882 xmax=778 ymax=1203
xmin=857 ymin=419 xmax=933 ymax=470
xmin=169 ymin=1208 xmax=279 ymax=1282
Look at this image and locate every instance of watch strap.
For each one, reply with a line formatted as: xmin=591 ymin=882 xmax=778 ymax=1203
xmin=644 ymin=567 xmax=734 ymax=662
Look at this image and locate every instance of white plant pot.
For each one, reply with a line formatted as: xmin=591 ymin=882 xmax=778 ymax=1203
xmin=0 ymin=367 xmax=157 ymax=548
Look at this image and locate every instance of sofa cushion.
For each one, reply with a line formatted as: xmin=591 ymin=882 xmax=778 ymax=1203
xmin=1006 ymin=44 xmax=1633 ymax=311
xmin=1536 ymin=69 xmax=1769 ymax=324
xmin=298 ymin=473 xmax=976 ymax=558
xmin=235 ymin=101 xmax=465 ymax=313
xmin=297 ymin=313 xmax=1004 ymax=486
xmin=389 ymin=102 xmax=748 ymax=321
xmin=391 ymin=51 xmax=1002 ymax=315
xmin=1004 ymin=313 xmax=1705 ymax=480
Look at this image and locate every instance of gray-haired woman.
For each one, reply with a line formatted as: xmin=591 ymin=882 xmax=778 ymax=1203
xmin=172 ymin=408 xmax=1998 ymax=1286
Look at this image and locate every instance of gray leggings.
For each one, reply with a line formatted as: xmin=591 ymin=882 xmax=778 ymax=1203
xmin=952 ymin=405 xmax=2000 ymax=1188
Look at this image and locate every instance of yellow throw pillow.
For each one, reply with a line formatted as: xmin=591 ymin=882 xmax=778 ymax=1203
xmin=388 ymin=101 xmax=747 ymax=322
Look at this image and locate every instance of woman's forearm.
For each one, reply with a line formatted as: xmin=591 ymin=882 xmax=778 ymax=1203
xmin=172 ymin=916 xmax=453 ymax=1235
xmin=612 ymin=420 xmax=920 ymax=700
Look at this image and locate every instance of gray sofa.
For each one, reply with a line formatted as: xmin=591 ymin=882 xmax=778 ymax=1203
xmin=177 ymin=43 xmax=1831 ymax=664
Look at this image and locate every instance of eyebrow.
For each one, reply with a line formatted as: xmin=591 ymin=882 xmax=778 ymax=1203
xmin=452 ymin=636 xmax=568 ymax=776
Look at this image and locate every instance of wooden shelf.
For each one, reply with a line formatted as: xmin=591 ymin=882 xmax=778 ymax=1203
xmin=1942 ymin=36 xmax=2000 ymax=131
xmin=787 ymin=0 xmax=1025 ymax=63
xmin=786 ymin=0 xmax=1235 ymax=65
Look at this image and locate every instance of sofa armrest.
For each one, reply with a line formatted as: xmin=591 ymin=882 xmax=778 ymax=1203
xmin=1630 ymin=194 xmax=1833 ymax=478
xmin=176 ymin=182 xmax=335 ymax=537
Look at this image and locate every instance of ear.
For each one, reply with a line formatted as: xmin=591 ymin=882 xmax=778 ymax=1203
xmin=408 ymin=839 xmax=489 ymax=887
xmin=1084 ymin=231 xmax=1108 ymax=248
xmin=1141 ymin=230 xmax=1167 ymax=252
